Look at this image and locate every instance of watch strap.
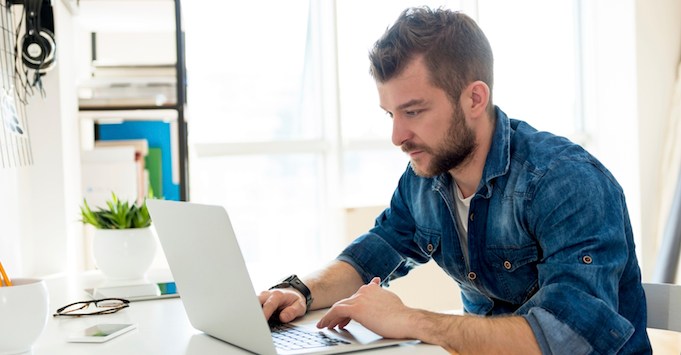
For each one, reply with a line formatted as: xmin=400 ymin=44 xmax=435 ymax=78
xmin=269 ymin=274 xmax=313 ymax=312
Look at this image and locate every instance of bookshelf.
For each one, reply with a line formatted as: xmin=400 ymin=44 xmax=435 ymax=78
xmin=77 ymin=0 xmax=189 ymax=205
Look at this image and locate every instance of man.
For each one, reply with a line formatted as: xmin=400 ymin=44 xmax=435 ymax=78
xmin=259 ymin=7 xmax=651 ymax=354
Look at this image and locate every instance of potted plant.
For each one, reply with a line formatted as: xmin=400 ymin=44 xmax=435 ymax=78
xmin=81 ymin=193 xmax=157 ymax=281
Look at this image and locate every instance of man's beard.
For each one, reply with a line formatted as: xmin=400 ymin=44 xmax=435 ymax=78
xmin=403 ymin=104 xmax=477 ymax=177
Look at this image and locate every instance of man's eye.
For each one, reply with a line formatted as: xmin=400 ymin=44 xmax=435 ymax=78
xmin=405 ymin=110 xmax=421 ymax=117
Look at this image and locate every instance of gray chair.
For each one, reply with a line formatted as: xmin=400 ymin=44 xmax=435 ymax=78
xmin=642 ymin=282 xmax=681 ymax=332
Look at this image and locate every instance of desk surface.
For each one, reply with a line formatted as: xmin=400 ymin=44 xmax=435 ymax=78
xmin=33 ymin=271 xmax=447 ymax=355
xmin=33 ymin=271 xmax=681 ymax=355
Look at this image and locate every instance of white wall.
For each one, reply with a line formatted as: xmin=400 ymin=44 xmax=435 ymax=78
xmin=0 ymin=1 xmax=81 ymax=277
xmin=635 ymin=0 xmax=681 ymax=280
xmin=0 ymin=171 xmax=25 ymax=273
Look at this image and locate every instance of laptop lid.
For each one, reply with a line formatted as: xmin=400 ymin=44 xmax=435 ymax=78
xmin=148 ymin=199 xmax=278 ymax=355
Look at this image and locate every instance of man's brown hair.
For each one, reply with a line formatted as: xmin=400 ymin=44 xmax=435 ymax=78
xmin=369 ymin=7 xmax=494 ymax=114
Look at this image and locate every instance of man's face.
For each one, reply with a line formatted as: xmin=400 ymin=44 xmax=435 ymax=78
xmin=378 ymin=57 xmax=476 ymax=177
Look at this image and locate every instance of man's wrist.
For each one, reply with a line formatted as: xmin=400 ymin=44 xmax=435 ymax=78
xmin=269 ymin=274 xmax=314 ymax=312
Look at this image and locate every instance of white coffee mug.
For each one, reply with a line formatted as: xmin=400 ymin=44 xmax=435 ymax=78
xmin=0 ymin=278 xmax=49 ymax=355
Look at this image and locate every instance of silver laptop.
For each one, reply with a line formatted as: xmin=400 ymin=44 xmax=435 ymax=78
xmin=147 ymin=200 xmax=415 ymax=355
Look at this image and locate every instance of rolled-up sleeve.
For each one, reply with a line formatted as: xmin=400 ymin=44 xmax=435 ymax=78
xmin=524 ymin=307 xmax=592 ymax=355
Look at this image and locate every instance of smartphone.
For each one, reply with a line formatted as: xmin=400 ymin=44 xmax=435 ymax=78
xmin=67 ymin=323 xmax=137 ymax=343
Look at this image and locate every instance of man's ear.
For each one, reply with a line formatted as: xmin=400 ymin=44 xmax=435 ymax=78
xmin=462 ymin=81 xmax=490 ymax=118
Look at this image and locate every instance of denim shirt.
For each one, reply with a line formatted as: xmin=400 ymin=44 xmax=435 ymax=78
xmin=338 ymin=107 xmax=651 ymax=354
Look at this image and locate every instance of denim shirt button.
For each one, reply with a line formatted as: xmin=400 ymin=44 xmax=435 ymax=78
xmin=427 ymin=243 xmax=434 ymax=253
xmin=467 ymin=272 xmax=477 ymax=280
xmin=503 ymin=260 xmax=512 ymax=270
xmin=582 ymin=255 xmax=593 ymax=264
xmin=469 ymin=213 xmax=475 ymax=221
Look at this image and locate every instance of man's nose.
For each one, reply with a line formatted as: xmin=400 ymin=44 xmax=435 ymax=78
xmin=391 ymin=117 xmax=411 ymax=147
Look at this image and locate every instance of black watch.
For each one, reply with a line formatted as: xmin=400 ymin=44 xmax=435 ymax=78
xmin=269 ymin=274 xmax=313 ymax=312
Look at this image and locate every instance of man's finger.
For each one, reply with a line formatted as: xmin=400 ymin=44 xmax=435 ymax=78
xmin=257 ymin=290 xmax=269 ymax=304
xmin=337 ymin=318 xmax=352 ymax=329
xmin=317 ymin=303 xmax=351 ymax=329
xmin=261 ymin=297 xmax=279 ymax=320
xmin=279 ymin=302 xmax=305 ymax=323
xmin=261 ymin=290 xmax=288 ymax=319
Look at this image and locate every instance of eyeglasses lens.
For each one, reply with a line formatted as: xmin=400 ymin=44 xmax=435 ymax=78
xmin=97 ymin=300 xmax=126 ymax=308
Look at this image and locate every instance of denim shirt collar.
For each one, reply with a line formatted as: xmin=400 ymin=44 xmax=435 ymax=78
xmin=434 ymin=106 xmax=511 ymax=199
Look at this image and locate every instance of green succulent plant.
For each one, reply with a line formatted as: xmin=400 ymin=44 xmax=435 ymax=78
xmin=80 ymin=193 xmax=151 ymax=229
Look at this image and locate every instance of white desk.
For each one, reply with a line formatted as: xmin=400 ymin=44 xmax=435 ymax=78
xmin=32 ymin=271 xmax=447 ymax=355
xmin=32 ymin=271 xmax=681 ymax=355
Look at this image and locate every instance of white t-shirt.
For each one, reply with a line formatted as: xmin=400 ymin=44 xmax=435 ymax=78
xmin=454 ymin=183 xmax=473 ymax=262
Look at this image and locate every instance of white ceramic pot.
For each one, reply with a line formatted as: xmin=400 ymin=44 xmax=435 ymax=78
xmin=0 ymin=278 xmax=49 ymax=355
xmin=93 ymin=227 xmax=157 ymax=280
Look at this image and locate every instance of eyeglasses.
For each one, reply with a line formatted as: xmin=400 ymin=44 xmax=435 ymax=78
xmin=53 ymin=298 xmax=130 ymax=317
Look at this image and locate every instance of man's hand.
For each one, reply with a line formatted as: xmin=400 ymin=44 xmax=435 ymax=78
xmin=316 ymin=276 xmax=540 ymax=354
xmin=316 ymin=277 xmax=415 ymax=339
xmin=258 ymin=261 xmax=365 ymax=324
xmin=258 ymin=288 xmax=307 ymax=323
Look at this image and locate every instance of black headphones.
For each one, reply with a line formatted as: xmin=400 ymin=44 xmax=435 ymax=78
xmin=21 ymin=0 xmax=56 ymax=73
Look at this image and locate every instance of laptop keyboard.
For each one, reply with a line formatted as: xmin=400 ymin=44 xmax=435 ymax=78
xmin=271 ymin=323 xmax=351 ymax=351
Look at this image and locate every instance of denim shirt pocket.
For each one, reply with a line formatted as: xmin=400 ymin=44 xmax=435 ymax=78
xmin=413 ymin=225 xmax=441 ymax=258
xmin=487 ymin=244 xmax=539 ymax=304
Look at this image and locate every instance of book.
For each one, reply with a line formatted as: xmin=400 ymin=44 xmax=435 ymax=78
xmin=95 ymin=139 xmax=150 ymax=201
xmin=81 ymin=147 xmax=139 ymax=208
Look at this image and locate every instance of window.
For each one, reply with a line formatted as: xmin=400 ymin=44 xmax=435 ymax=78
xmin=335 ymin=1 xmax=471 ymax=206
xmin=185 ymin=2 xmax=318 ymax=143
xmin=184 ymin=1 xmax=463 ymax=267
xmin=184 ymin=1 xmax=331 ymax=268
xmin=477 ymin=0 xmax=581 ymax=137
